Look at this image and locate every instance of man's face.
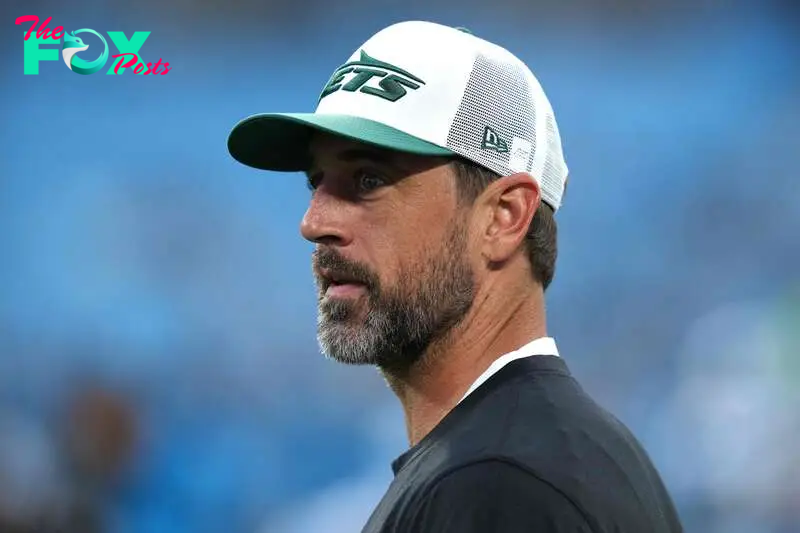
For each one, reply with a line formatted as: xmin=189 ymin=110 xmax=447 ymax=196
xmin=300 ymin=134 xmax=477 ymax=370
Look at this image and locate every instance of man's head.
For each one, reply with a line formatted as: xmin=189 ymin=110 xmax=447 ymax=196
xmin=301 ymin=133 xmax=552 ymax=369
xmin=227 ymin=21 xmax=568 ymax=369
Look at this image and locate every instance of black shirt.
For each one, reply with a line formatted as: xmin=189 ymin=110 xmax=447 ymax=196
xmin=361 ymin=355 xmax=683 ymax=533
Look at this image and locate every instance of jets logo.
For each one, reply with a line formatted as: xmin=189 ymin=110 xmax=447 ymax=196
xmin=319 ymin=50 xmax=425 ymax=103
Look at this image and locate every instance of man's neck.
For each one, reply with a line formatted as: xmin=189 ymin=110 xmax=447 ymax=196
xmin=382 ymin=285 xmax=546 ymax=446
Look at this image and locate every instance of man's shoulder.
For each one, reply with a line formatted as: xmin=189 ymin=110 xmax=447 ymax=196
xmin=381 ymin=356 xmax=682 ymax=533
xmin=442 ymin=355 xmax=635 ymax=470
xmin=362 ymin=459 xmax=593 ymax=533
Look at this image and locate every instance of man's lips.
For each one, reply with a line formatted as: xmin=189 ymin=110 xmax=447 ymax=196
xmin=317 ymin=268 xmax=368 ymax=298
xmin=326 ymin=283 xmax=366 ymax=298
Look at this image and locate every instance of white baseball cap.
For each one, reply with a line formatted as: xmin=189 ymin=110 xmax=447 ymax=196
xmin=227 ymin=20 xmax=569 ymax=211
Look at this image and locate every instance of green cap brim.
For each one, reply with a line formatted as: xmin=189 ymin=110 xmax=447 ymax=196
xmin=227 ymin=113 xmax=456 ymax=172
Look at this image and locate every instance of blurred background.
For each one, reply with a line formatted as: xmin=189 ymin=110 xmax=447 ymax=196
xmin=1 ymin=0 xmax=798 ymax=532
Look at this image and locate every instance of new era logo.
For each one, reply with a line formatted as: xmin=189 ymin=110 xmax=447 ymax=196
xmin=481 ymin=126 xmax=508 ymax=153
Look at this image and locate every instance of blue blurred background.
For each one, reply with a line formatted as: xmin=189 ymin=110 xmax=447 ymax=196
xmin=1 ymin=1 xmax=798 ymax=532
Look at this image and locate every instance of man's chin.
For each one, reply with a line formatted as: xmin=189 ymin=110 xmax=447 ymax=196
xmin=316 ymin=323 xmax=381 ymax=366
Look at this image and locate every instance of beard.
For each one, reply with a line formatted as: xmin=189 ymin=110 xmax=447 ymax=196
xmin=312 ymin=220 xmax=476 ymax=371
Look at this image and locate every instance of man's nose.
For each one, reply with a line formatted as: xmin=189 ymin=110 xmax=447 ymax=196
xmin=300 ymin=191 xmax=352 ymax=247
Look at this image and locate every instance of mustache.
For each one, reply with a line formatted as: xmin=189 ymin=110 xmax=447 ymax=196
xmin=312 ymin=247 xmax=378 ymax=289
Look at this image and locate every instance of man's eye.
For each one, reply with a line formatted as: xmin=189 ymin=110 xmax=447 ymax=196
xmin=356 ymin=171 xmax=385 ymax=193
xmin=306 ymin=173 xmax=321 ymax=191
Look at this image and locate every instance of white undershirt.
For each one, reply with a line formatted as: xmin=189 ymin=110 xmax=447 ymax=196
xmin=458 ymin=337 xmax=560 ymax=404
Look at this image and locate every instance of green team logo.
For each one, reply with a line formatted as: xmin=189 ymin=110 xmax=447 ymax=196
xmin=61 ymin=29 xmax=108 ymax=75
xmin=481 ymin=126 xmax=509 ymax=153
xmin=319 ymin=50 xmax=425 ymax=103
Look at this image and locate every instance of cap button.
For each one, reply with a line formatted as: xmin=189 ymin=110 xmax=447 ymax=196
xmin=454 ymin=27 xmax=473 ymax=35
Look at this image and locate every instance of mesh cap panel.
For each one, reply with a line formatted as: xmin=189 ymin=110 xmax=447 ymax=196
xmin=445 ymin=50 xmax=567 ymax=210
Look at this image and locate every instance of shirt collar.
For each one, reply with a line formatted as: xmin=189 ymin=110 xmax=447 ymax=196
xmin=458 ymin=337 xmax=560 ymax=404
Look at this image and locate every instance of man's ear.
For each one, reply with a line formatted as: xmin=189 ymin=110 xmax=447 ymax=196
xmin=479 ymin=173 xmax=540 ymax=263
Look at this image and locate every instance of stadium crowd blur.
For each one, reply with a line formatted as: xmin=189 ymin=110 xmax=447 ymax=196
xmin=1 ymin=0 xmax=798 ymax=532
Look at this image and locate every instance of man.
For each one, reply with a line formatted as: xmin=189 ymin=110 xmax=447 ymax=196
xmin=227 ymin=20 xmax=683 ymax=533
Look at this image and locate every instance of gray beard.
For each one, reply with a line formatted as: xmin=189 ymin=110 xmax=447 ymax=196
xmin=315 ymin=224 xmax=475 ymax=371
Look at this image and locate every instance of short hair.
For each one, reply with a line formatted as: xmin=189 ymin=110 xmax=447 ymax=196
xmin=450 ymin=158 xmax=558 ymax=291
